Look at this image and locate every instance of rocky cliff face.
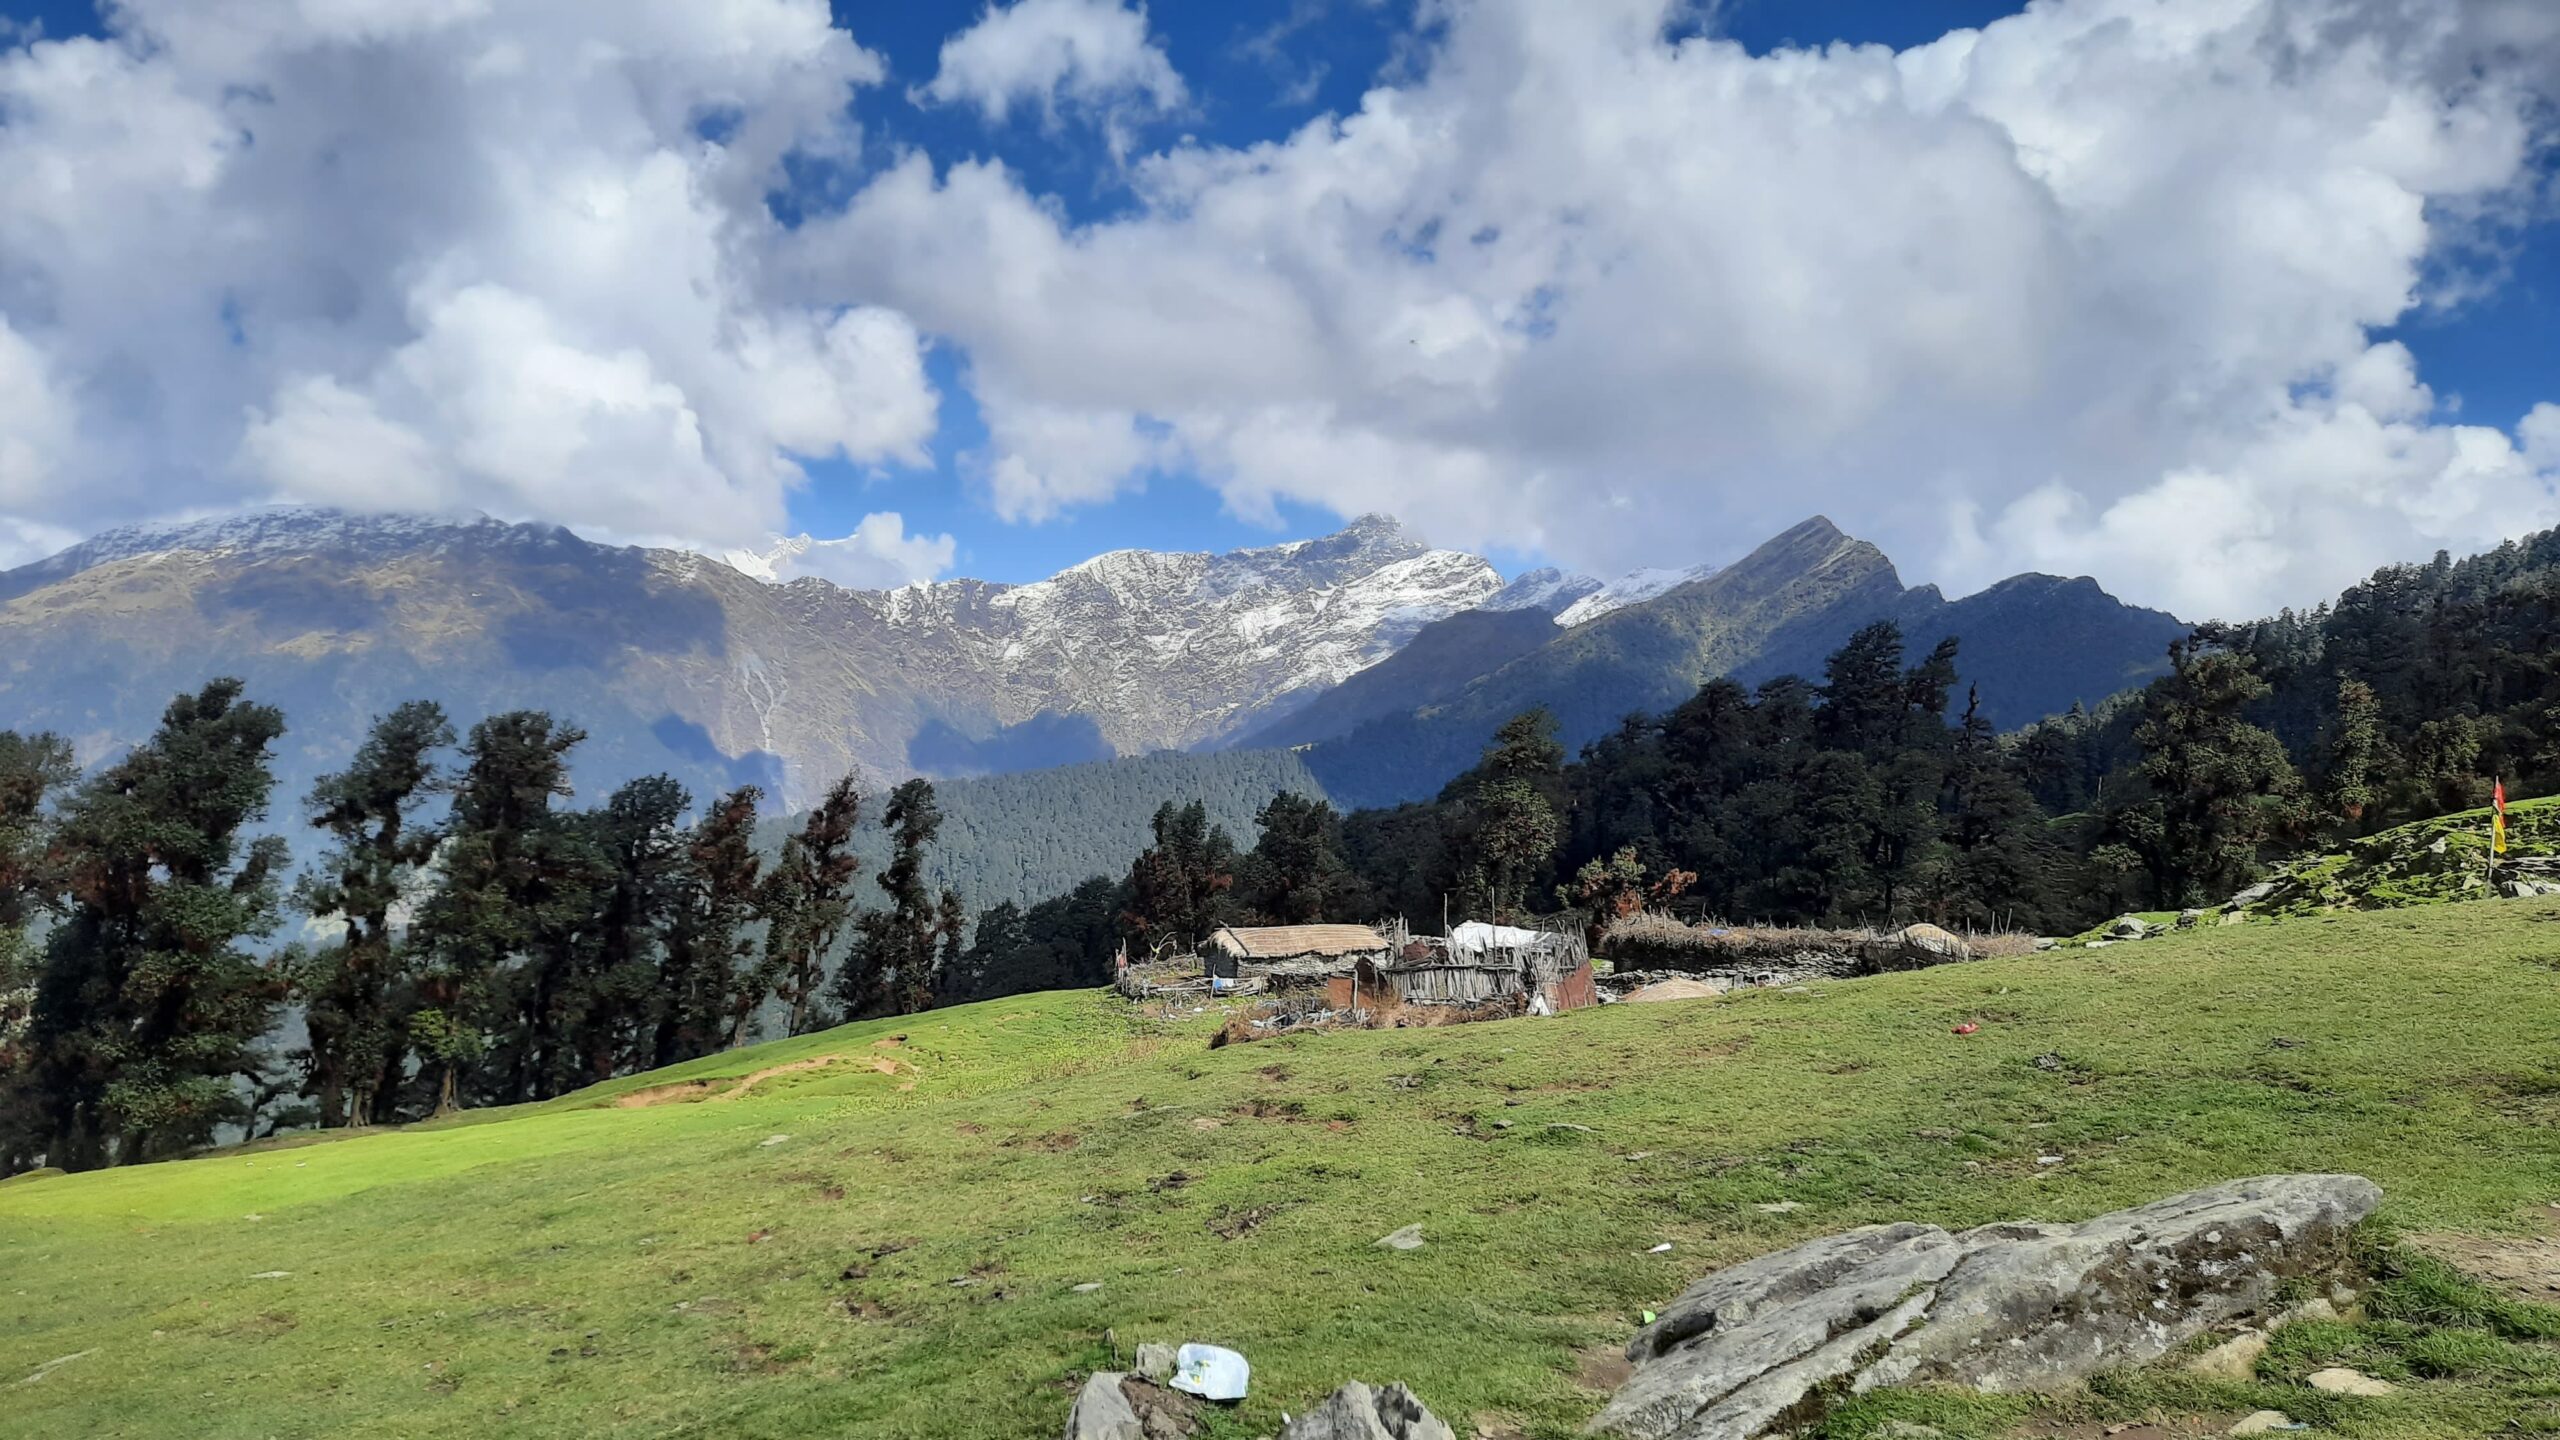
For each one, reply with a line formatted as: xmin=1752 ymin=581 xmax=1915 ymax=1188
xmin=0 ymin=509 xmax=1498 ymax=808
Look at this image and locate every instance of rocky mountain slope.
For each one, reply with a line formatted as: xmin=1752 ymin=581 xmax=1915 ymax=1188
xmin=0 ymin=509 xmax=1496 ymax=809
xmin=1295 ymin=518 xmax=2186 ymax=808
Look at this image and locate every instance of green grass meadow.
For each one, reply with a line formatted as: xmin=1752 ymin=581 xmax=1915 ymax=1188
xmin=7 ymin=901 xmax=2560 ymax=1438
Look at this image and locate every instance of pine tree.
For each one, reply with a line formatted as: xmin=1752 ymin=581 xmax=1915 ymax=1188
xmin=0 ymin=731 xmax=75 ymax=1175
xmin=2323 ymin=678 xmax=2384 ymax=830
xmin=1238 ymin=790 xmax=1352 ymax=924
xmin=2109 ymin=640 xmax=2306 ymax=907
xmin=765 ymin=775 xmax=862 ymax=1035
xmin=414 ymin=712 xmax=585 ymax=1114
xmin=1449 ymin=711 xmax=1562 ymax=924
xmin=832 ymin=779 xmax=957 ymax=1019
xmin=291 ymin=701 xmax=453 ymax=1128
xmin=1120 ymin=800 xmax=1236 ymax=953
xmin=28 ymin=681 xmax=290 ymax=1167
xmin=654 ymin=785 xmax=764 ymax=1066
xmin=558 ymin=776 xmax=689 ymax=1086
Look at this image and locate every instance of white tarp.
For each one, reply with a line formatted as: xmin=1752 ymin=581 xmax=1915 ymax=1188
xmin=1169 ymin=1343 xmax=1249 ymax=1401
xmin=1448 ymin=921 xmax=1543 ymax=955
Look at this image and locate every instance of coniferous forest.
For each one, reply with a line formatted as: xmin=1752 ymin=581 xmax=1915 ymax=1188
xmin=3 ymin=531 xmax=2556 ymax=1174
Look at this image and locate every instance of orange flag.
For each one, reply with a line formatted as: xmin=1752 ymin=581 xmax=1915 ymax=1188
xmin=2493 ymin=779 xmax=2508 ymax=858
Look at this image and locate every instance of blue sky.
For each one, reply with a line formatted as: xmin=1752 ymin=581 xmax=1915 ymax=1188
xmin=0 ymin=0 xmax=2553 ymax=614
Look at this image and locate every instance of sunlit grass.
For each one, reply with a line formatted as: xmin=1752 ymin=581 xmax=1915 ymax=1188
xmin=5 ymin=900 xmax=2560 ymax=1437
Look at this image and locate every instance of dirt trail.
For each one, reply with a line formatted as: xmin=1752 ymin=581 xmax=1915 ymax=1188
xmin=614 ymin=1055 xmax=841 ymax=1108
xmin=611 ymin=1038 xmax=919 ymax=1108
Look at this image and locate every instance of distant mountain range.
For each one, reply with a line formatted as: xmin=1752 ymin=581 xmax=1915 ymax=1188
xmin=0 ymin=508 xmax=1495 ymax=810
xmin=1281 ymin=518 xmax=2189 ymax=808
xmin=0 ymin=507 xmax=2184 ymax=820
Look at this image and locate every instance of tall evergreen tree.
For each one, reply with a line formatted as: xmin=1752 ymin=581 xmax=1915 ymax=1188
xmin=1450 ymin=710 xmax=1562 ymax=923
xmin=2322 ymin=678 xmax=2385 ymax=831
xmin=557 ymin=776 xmax=689 ymax=1086
xmin=0 ymin=730 xmax=76 ymax=1175
xmin=1120 ymin=800 xmax=1236 ymax=953
xmin=27 ymin=681 xmax=289 ymax=1168
xmin=764 ymin=775 xmax=862 ymax=1035
xmin=291 ymin=701 xmax=452 ymax=1128
xmin=833 ymin=779 xmax=959 ymax=1018
xmin=1237 ymin=791 xmax=1353 ymax=924
xmin=413 ymin=711 xmax=585 ymax=1114
xmin=2108 ymin=640 xmax=2306 ymax=907
xmin=654 ymin=785 xmax=764 ymax=1065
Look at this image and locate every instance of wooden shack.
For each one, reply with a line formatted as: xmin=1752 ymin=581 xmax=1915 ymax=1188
xmin=1331 ymin=925 xmax=1597 ymax=1015
xmin=1204 ymin=924 xmax=1393 ymax=985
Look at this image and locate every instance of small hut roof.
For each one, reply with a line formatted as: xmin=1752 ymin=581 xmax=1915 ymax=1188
xmin=1208 ymin=924 xmax=1388 ymax=961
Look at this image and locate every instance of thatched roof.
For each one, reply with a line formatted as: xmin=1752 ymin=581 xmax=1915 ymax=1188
xmin=1207 ymin=924 xmax=1388 ymax=961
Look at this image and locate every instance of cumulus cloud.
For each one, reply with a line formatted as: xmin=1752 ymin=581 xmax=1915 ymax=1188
xmin=6 ymin=0 xmax=2560 ymax=622
xmin=0 ymin=0 xmax=936 ymax=552
xmin=918 ymin=0 xmax=1186 ymax=129
xmin=727 ymin=512 xmax=960 ymax=589
xmin=792 ymin=0 xmax=2560 ymax=617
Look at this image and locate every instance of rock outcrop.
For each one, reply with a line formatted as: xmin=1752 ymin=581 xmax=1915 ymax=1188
xmin=1063 ymin=1373 xmax=1201 ymax=1440
xmin=1277 ymin=1382 xmax=1457 ymax=1440
xmin=1065 ymin=1372 xmax=1143 ymax=1440
xmin=1589 ymin=1175 xmax=2382 ymax=1440
xmin=1862 ymin=923 xmax=1974 ymax=972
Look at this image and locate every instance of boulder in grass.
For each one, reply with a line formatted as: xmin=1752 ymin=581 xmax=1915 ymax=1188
xmin=1277 ymin=1382 xmax=1456 ymax=1440
xmin=1065 ymin=1372 xmax=1142 ymax=1440
xmin=1589 ymin=1174 xmax=2383 ymax=1440
xmin=1863 ymin=923 xmax=1974 ymax=973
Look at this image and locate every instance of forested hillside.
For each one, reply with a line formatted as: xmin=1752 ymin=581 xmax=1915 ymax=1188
xmin=864 ymin=748 xmax=1328 ymax=917
xmin=1295 ymin=519 xmax=2185 ymax=808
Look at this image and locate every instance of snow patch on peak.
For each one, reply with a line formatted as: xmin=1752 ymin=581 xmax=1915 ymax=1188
xmin=1484 ymin=566 xmax=1604 ymax=616
xmin=1554 ymin=562 xmax=1722 ymax=627
xmin=4 ymin=505 xmax=518 ymax=584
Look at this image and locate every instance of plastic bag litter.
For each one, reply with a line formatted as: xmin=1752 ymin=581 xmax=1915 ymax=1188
xmin=1168 ymin=1343 xmax=1250 ymax=1401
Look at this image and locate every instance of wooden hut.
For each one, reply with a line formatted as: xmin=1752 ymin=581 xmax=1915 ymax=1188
xmin=1205 ymin=924 xmax=1392 ymax=986
xmin=1344 ymin=925 xmax=1597 ymax=1014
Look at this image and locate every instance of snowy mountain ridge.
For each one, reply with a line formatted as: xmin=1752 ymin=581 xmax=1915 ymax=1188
xmin=0 ymin=507 xmax=1507 ymax=804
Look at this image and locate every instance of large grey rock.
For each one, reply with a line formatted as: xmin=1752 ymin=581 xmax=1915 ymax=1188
xmin=1864 ymin=923 xmax=1974 ymax=973
xmin=2103 ymin=914 xmax=2157 ymax=940
xmin=1277 ymin=1382 xmax=1456 ymax=1440
xmin=1588 ymin=1175 xmax=2381 ymax=1440
xmin=1065 ymin=1372 xmax=1143 ymax=1440
xmin=1869 ymin=1174 xmax=2380 ymax=1392
xmin=1592 ymin=1225 xmax=1964 ymax=1440
xmin=2224 ymin=881 xmax=2278 ymax=910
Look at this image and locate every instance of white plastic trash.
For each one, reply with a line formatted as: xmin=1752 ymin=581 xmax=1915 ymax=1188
xmin=1168 ymin=1343 xmax=1250 ymax=1401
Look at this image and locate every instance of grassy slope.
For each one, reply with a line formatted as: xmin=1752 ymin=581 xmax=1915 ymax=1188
xmin=2255 ymin=794 xmax=2560 ymax=916
xmin=6 ymin=903 xmax=2560 ymax=1439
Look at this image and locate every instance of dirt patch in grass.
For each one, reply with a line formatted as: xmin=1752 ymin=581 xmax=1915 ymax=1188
xmin=2410 ymin=1206 xmax=2560 ymax=1305
xmin=612 ymin=1055 xmax=848 ymax=1108
xmin=1208 ymin=1203 xmax=1285 ymax=1240
xmin=1573 ymin=1344 xmax=1634 ymax=1392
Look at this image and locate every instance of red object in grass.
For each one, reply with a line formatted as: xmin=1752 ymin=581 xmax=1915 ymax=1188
xmin=1951 ymin=1022 xmax=1980 ymax=1035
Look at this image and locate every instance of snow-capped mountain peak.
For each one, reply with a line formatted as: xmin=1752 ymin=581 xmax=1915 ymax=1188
xmin=1554 ymin=562 xmax=1723 ymax=626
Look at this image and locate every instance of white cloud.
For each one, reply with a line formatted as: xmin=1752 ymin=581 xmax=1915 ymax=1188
xmin=790 ymin=0 xmax=2560 ymax=618
xmin=6 ymin=0 xmax=2560 ymax=621
xmin=0 ymin=0 xmax=935 ymax=552
xmin=0 ymin=317 xmax=75 ymax=510
xmin=919 ymin=0 xmax=1186 ymax=129
xmin=726 ymin=512 xmax=959 ymax=588
xmin=2524 ymin=404 xmax=2560 ymax=473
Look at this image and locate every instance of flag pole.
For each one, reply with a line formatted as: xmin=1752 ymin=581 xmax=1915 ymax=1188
xmin=2491 ymin=778 xmax=2508 ymax=891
